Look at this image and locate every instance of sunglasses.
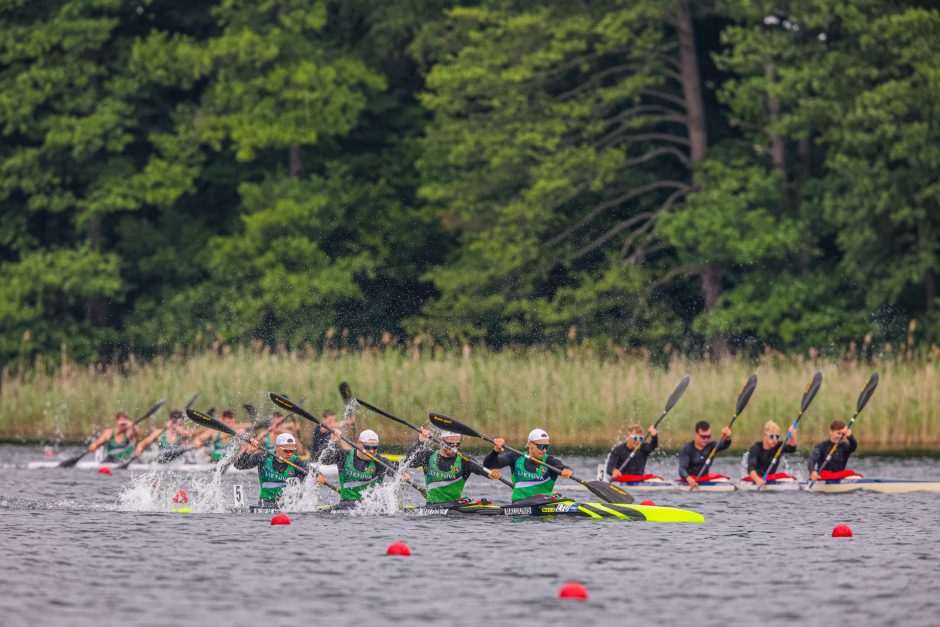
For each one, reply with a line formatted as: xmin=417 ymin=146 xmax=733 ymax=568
xmin=533 ymin=443 xmax=550 ymax=451
xmin=443 ymin=441 xmax=461 ymax=449
xmin=766 ymin=433 xmax=781 ymax=440
xmin=629 ymin=435 xmax=644 ymax=442
xmin=363 ymin=444 xmax=379 ymax=451
xmin=697 ymin=433 xmax=712 ymax=440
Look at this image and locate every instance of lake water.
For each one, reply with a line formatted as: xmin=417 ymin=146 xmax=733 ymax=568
xmin=1 ymin=444 xmax=938 ymax=627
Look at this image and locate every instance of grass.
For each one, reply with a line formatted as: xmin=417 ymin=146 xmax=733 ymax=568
xmin=1 ymin=346 xmax=937 ymax=451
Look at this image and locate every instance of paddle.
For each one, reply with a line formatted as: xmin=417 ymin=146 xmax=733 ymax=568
xmin=617 ymin=376 xmax=690 ymax=474
xmin=269 ymin=393 xmax=427 ymax=498
xmin=185 ymin=408 xmax=339 ymax=493
xmin=59 ymin=399 xmax=167 ymax=468
xmin=116 ymin=393 xmax=200 ymax=469
xmin=339 ymin=382 xmax=513 ymax=489
xmin=808 ymin=372 xmax=879 ymax=488
xmin=758 ymin=371 xmax=823 ymax=490
xmin=428 ymin=412 xmax=633 ymax=504
xmin=694 ymin=373 xmax=758 ymax=482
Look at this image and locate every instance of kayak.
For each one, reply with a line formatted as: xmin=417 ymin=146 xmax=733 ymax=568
xmin=803 ymin=478 xmax=940 ymax=494
xmin=611 ymin=479 xmax=736 ymax=493
xmin=230 ymin=501 xmax=705 ymax=522
xmin=28 ymin=454 xmax=401 ymax=474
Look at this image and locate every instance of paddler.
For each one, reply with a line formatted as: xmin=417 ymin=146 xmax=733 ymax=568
xmin=407 ymin=428 xmax=502 ymax=506
xmin=310 ymin=409 xmax=355 ymax=460
xmin=193 ymin=409 xmax=243 ymax=462
xmin=134 ymin=410 xmax=196 ymax=462
xmin=743 ymin=420 xmax=797 ymax=486
xmin=317 ymin=429 xmax=401 ymax=509
xmin=482 ymin=428 xmax=574 ymax=504
xmin=606 ymin=423 xmax=661 ymax=481
xmin=808 ymin=420 xmax=860 ymax=481
xmin=233 ymin=433 xmax=309 ymax=508
xmin=678 ymin=420 xmax=732 ymax=490
xmin=259 ymin=412 xmax=307 ymax=456
xmin=87 ymin=411 xmax=140 ymax=462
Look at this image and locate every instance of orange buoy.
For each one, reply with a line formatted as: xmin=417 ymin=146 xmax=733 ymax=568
xmin=386 ymin=541 xmax=411 ymax=556
xmin=640 ymin=500 xmax=656 ymax=506
xmin=559 ymin=582 xmax=589 ymax=600
xmin=832 ymin=524 xmax=853 ymax=537
xmin=98 ymin=467 xmax=112 ymax=475
xmin=271 ymin=513 xmax=291 ymax=525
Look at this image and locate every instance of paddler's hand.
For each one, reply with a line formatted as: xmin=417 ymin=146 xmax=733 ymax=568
xmin=721 ymin=425 xmax=732 ymax=439
xmin=687 ymin=477 xmax=699 ymax=491
xmin=648 ymin=426 xmax=657 ymax=436
xmin=843 ymin=428 xmax=852 ymax=438
xmin=810 ymin=471 xmax=819 ymax=481
xmin=611 ymin=468 xmax=622 ymax=479
xmin=403 ymin=473 xmax=411 ymax=482
xmin=752 ymin=475 xmax=765 ymax=487
xmin=560 ymin=468 xmax=573 ymax=479
xmin=487 ymin=469 xmax=502 ymax=480
xmin=492 ymin=437 xmax=505 ymax=453
xmin=316 ymin=475 xmax=327 ymax=485
xmin=418 ymin=427 xmax=431 ymax=442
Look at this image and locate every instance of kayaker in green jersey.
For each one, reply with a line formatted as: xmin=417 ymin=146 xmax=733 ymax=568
xmin=482 ymin=428 xmax=574 ymax=504
xmin=134 ymin=411 xmax=196 ymax=462
xmin=317 ymin=429 xmax=402 ymax=510
xmin=233 ymin=432 xmax=310 ymax=508
xmin=193 ymin=410 xmax=244 ymax=461
xmin=407 ymin=428 xmax=502 ymax=506
xmin=87 ymin=412 xmax=140 ymax=462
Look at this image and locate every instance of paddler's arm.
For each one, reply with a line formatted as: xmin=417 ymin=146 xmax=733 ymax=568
xmin=233 ymin=451 xmax=265 ymax=470
xmin=482 ymin=439 xmax=516 ymax=469
xmin=87 ymin=429 xmax=113 ymax=452
xmin=644 ymin=431 xmax=658 ymax=452
xmin=407 ymin=432 xmax=431 ymax=468
xmin=317 ymin=445 xmax=345 ymax=466
xmin=807 ymin=442 xmax=824 ymax=479
xmin=605 ymin=444 xmax=624 ymax=478
xmin=133 ymin=428 xmax=164 ymax=456
xmin=464 ymin=457 xmax=502 ymax=481
xmin=844 ymin=433 xmax=857 ymax=453
xmin=544 ymin=455 xmax=573 ymax=479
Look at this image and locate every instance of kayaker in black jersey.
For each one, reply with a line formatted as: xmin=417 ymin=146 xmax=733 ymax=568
xmin=606 ymin=423 xmax=661 ymax=481
xmin=482 ymin=428 xmax=573 ymax=504
xmin=743 ymin=420 xmax=798 ymax=486
xmin=310 ymin=409 xmax=354 ymax=460
xmin=678 ymin=420 xmax=732 ymax=490
xmin=317 ymin=429 xmax=401 ymax=509
xmin=87 ymin=411 xmax=140 ymax=462
xmin=233 ymin=432 xmax=309 ymax=508
xmin=808 ymin=420 xmax=860 ymax=481
xmin=407 ymin=428 xmax=502 ymax=506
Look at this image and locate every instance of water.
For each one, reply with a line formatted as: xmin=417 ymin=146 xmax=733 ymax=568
xmin=2 ymin=444 xmax=939 ymax=627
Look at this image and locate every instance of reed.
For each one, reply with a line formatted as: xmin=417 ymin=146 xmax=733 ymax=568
xmin=1 ymin=346 xmax=937 ymax=451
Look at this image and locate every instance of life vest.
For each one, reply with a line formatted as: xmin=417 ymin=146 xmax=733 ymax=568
xmin=210 ymin=433 xmax=229 ymax=461
xmin=338 ymin=449 xmax=380 ymax=501
xmin=511 ymin=455 xmax=556 ymax=502
xmin=424 ymin=452 xmax=466 ymax=504
xmin=257 ymin=454 xmax=302 ymax=500
xmin=106 ymin=431 xmax=134 ymax=460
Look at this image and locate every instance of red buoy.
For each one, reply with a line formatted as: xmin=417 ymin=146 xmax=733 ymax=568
xmin=832 ymin=524 xmax=853 ymax=537
xmin=640 ymin=500 xmax=656 ymax=506
xmin=98 ymin=467 xmax=112 ymax=475
xmin=173 ymin=489 xmax=188 ymax=504
xmin=271 ymin=513 xmax=291 ymax=525
xmin=559 ymin=582 xmax=589 ymax=600
xmin=386 ymin=541 xmax=411 ymax=556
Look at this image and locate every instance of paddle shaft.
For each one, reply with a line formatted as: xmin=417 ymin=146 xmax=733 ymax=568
xmin=353 ymin=397 xmax=513 ymax=488
xmin=271 ymin=394 xmax=426 ymax=497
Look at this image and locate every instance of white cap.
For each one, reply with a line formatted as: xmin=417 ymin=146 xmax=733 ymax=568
xmin=358 ymin=429 xmax=379 ymax=444
xmin=527 ymin=428 xmax=550 ymax=442
xmin=440 ymin=431 xmax=462 ymax=439
xmin=275 ymin=433 xmax=296 ymax=447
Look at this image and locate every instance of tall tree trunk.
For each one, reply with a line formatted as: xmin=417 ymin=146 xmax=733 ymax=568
xmin=926 ymin=269 xmax=936 ymax=312
xmin=676 ymin=0 xmax=727 ymax=356
xmin=765 ymin=61 xmax=787 ymax=190
xmin=289 ymin=145 xmax=303 ymax=179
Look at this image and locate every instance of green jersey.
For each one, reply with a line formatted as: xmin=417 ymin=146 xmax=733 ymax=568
xmin=424 ymin=451 xmax=466 ymax=504
xmin=258 ymin=453 xmax=302 ymax=501
xmin=511 ymin=454 xmax=557 ymax=501
xmin=338 ymin=449 xmax=381 ymax=501
xmin=210 ymin=433 xmax=229 ymax=461
xmin=106 ymin=432 xmax=134 ymax=460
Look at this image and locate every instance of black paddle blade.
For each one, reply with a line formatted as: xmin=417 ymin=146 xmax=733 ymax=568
xmin=339 ymin=381 xmax=354 ymax=405
xmin=856 ymin=372 xmax=879 ymax=413
xmin=663 ymin=376 xmax=691 ymax=413
xmin=186 ymin=408 xmax=236 ymax=437
xmin=800 ymin=371 xmax=824 ymax=413
xmin=428 ymin=412 xmax=484 ymax=439
xmin=584 ymin=480 xmax=634 ymax=504
xmin=269 ymin=393 xmax=322 ymax=426
xmin=243 ymin=403 xmax=261 ymax=424
xmin=58 ymin=450 xmax=89 ymax=468
xmin=184 ymin=392 xmax=200 ymax=410
xmin=735 ymin=374 xmax=758 ymax=415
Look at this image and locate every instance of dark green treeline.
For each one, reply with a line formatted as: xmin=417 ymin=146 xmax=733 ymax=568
xmin=1 ymin=0 xmax=938 ymax=365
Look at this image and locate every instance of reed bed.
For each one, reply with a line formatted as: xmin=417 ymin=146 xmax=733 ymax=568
xmin=1 ymin=347 xmax=937 ymax=451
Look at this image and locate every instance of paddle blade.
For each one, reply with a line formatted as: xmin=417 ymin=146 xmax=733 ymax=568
xmin=800 ymin=371 xmax=823 ymax=413
xmin=269 ymin=392 xmax=321 ymax=425
xmin=243 ymin=404 xmax=261 ymax=425
xmin=856 ymin=372 xmax=879 ymax=413
xmin=428 ymin=412 xmax=484 ymax=439
xmin=339 ymin=381 xmax=354 ymax=405
xmin=735 ymin=374 xmax=758 ymax=415
xmin=58 ymin=451 xmax=89 ymax=468
xmin=663 ymin=375 xmax=691 ymax=414
xmin=584 ymin=480 xmax=634 ymax=504
xmin=186 ymin=408 xmax=236 ymax=437
xmin=184 ymin=392 xmax=200 ymax=410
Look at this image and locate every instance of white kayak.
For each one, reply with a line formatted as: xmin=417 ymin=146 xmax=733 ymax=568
xmin=609 ymin=476 xmax=940 ymax=493
xmin=802 ymin=477 xmax=940 ymax=494
xmin=27 ymin=458 xmax=341 ymax=478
